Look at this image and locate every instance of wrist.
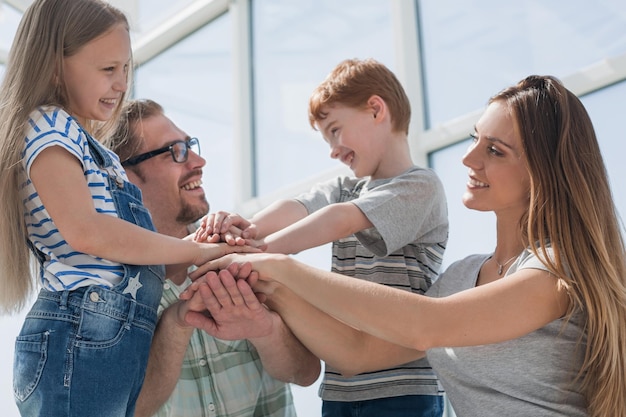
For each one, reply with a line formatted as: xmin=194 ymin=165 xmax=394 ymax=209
xmin=247 ymin=309 xmax=281 ymax=345
xmin=258 ymin=253 xmax=290 ymax=282
xmin=163 ymin=301 xmax=195 ymax=332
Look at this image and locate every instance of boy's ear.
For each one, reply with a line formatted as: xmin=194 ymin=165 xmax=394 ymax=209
xmin=367 ymin=95 xmax=386 ymax=120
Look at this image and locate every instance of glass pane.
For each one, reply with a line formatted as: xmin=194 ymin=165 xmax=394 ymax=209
xmin=419 ymin=0 xmax=626 ymax=127
xmin=581 ymin=80 xmax=626 ymax=222
xmin=134 ymin=13 xmax=235 ymax=212
xmin=252 ymin=0 xmax=395 ymax=196
xmin=0 ymin=3 xmax=22 ymax=51
xmin=135 ymin=0 xmax=198 ymax=33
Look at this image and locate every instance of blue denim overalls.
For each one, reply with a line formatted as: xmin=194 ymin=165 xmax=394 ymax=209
xmin=13 ymin=134 xmax=165 ymax=417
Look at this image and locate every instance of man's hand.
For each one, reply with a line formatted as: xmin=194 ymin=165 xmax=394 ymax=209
xmin=182 ymin=264 xmax=275 ymax=340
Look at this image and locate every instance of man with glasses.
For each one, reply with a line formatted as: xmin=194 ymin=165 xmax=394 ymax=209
xmin=110 ymin=99 xmax=320 ymax=417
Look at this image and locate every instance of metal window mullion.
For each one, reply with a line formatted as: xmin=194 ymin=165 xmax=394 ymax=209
xmin=132 ymin=0 xmax=229 ymax=66
xmin=230 ymin=0 xmax=255 ymax=212
xmin=391 ymin=0 xmax=427 ymax=167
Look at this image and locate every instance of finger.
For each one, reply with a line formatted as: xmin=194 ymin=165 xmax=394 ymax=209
xmin=217 ymin=269 xmax=246 ymax=306
xmin=196 ymin=280 xmax=225 ymax=314
xmin=241 ymin=224 xmax=259 ymax=240
xmin=189 ymin=263 xmax=213 ymax=280
xmin=211 ymin=212 xmax=226 ymax=234
xmin=222 ymin=232 xmax=237 ymax=246
xmin=185 ymin=284 xmax=211 ymax=311
xmin=180 ymin=272 xmax=211 ymax=298
xmin=189 ymin=255 xmax=233 ymax=280
xmin=226 ymin=245 xmax=262 ymax=254
xmin=184 ymin=310 xmax=216 ymax=331
xmin=224 ymin=213 xmax=251 ymax=234
xmin=206 ymin=233 xmax=221 ymax=243
xmin=246 ymin=270 xmax=260 ymax=287
xmin=244 ymin=238 xmax=267 ymax=250
xmin=193 ymin=224 xmax=207 ymax=242
xmin=225 ymin=262 xmax=240 ymax=276
xmin=234 ymin=262 xmax=253 ymax=280
xmin=226 ymin=225 xmax=247 ymax=246
xmin=203 ymin=213 xmax=214 ymax=231
xmin=236 ymin=278 xmax=263 ymax=310
xmin=203 ymin=270 xmax=232 ymax=307
xmin=197 ymin=214 xmax=215 ymax=238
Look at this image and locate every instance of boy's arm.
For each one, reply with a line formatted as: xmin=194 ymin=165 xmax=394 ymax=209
xmin=247 ymin=199 xmax=310 ymax=239
xmin=264 ymin=202 xmax=373 ymax=254
xmin=198 ymin=199 xmax=309 ymax=243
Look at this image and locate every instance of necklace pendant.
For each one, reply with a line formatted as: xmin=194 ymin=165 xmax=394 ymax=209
xmin=497 ymin=265 xmax=503 ymax=275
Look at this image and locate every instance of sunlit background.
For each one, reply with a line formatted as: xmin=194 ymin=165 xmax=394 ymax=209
xmin=1 ymin=1 xmax=626 ymax=416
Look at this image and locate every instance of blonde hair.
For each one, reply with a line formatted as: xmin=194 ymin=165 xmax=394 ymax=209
xmin=308 ymin=58 xmax=411 ymax=134
xmin=493 ymin=75 xmax=626 ymax=417
xmin=0 ymin=0 xmax=130 ymax=314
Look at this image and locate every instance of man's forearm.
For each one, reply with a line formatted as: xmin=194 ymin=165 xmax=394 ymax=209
xmin=134 ymin=302 xmax=194 ymax=417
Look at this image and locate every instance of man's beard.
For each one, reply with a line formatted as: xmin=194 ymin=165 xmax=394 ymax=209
xmin=176 ymin=200 xmax=209 ymax=226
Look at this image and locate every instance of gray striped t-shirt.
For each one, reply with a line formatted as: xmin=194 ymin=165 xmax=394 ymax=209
xmin=296 ymin=166 xmax=449 ymax=401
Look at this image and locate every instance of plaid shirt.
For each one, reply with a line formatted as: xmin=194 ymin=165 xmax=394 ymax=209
xmin=153 ymin=277 xmax=297 ymax=417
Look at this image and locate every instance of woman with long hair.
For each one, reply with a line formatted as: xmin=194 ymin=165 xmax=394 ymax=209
xmin=192 ymin=75 xmax=626 ymax=417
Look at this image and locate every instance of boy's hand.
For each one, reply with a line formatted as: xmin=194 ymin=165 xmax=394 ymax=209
xmin=193 ymin=213 xmax=243 ymax=245
xmin=196 ymin=211 xmax=261 ymax=245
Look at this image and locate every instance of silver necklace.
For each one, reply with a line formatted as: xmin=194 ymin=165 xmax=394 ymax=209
xmin=494 ymin=255 xmax=518 ymax=275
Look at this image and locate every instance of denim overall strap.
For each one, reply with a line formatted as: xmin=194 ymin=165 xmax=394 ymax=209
xmin=83 ymin=131 xmax=165 ymax=309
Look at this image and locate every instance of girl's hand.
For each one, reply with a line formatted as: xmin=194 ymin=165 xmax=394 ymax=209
xmin=181 ymin=262 xmax=254 ymax=299
xmin=193 ymin=242 xmax=261 ymax=267
xmin=188 ymin=253 xmax=256 ymax=281
xmin=189 ymin=252 xmax=288 ymax=284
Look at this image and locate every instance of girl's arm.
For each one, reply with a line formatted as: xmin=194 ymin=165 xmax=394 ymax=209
xmin=30 ymin=146 xmax=254 ymax=267
xmin=193 ymin=253 xmax=570 ymax=352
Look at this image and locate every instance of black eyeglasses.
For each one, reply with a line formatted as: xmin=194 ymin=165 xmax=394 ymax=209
xmin=122 ymin=137 xmax=200 ymax=167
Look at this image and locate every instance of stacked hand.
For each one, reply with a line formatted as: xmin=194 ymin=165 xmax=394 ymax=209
xmin=194 ymin=210 xmax=265 ymax=249
xmin=176 ymin=212 xmax=277 ymax=338
xmin=178 ymin=262 xmax=279 ymax=339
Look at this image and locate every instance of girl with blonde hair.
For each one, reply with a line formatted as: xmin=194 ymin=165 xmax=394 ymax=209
xmin=0 ymin=1 xmax=255 ymax=415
